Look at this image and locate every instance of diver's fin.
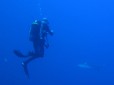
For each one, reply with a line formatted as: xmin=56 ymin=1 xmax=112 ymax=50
xmin=13 ymin=50 xmax=26 ymax=57
xmin=22 ymin=62 xmax=29 ymax=78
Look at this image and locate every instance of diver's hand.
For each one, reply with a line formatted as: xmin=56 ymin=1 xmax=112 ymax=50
xmin=50 ymin=30 xmax=54 ymax=36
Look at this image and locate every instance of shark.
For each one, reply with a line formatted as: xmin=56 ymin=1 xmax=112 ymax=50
xmin=77 ymin=62 xmax=91 ymax=69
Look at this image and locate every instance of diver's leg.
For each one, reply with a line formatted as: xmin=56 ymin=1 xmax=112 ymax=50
xmin=22 ymin=42 xmax=44 ymax=77
xmin=13 ymin=41 xmax=37 ymax=58
xmin=23 ymin=56 xmax=38 ymax=65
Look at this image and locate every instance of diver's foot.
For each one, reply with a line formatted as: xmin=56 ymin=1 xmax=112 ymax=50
xmin=22 ymin=62 xmax=25 ymax=67
xmin=21 ymin=62 xmax=29 ymax=78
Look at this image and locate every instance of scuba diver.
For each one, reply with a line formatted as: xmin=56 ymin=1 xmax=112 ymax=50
xmin=13 ymin=18 xmax=53 ymax=78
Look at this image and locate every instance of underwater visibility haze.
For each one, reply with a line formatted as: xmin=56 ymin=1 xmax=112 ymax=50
xmin=0 ymin=0 xmax=114 ymax=85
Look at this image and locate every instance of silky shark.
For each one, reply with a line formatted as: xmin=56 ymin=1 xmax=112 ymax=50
xmin=77 ymin=62 xmax=91 ymax=69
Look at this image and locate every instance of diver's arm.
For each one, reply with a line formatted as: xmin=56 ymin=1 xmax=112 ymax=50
xmin=49 ymin=29 xmax=54 ymax=36
xmin=41 ymin=21 xmax=54 ymax=36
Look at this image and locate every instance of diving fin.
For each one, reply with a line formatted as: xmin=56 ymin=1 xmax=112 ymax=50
xmin=13 ymin=50 xmax=26 ymax=57
xmin=22 ymin=62 xmax=29 ymax=78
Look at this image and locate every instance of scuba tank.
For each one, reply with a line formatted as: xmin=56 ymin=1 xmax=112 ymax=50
xmin=29 ymin=20 xmax=41 ymax=41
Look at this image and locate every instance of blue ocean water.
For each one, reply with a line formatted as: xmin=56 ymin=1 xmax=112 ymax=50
xmin=0 ymin=0 xmax=114 ymax=85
